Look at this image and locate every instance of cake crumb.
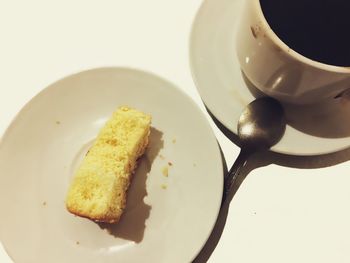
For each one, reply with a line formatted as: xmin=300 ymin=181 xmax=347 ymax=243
xmin=172 ymin=138 xmax=176 ymax=144
xmin=159 ymin=154 xmax=165 ymax=160
xmin=56 ymin=121 xmax=61 ymax=125
xmin=168 ymin=161 xmax=173 ymax=166
xmin=76 ymin=241 xmax=80 ymax=245
xmin=161 ymin=184 xmax=167 ymax=190
xmin=193 ymin=163 xmax=197 ymax=167
xmin=42 ymin=201 xmax=47 ymax=206
xmin=162 ymin=166 xmax=169 ymax=177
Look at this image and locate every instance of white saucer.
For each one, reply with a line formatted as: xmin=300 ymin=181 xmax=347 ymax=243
xmin=190 ymin=0 xmax=350 ymax=155
xmin=0 ymin=68 xmax=223 ymax=263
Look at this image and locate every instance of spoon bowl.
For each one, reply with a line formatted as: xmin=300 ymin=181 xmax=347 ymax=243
xmin=223 ymin=97 xmax=286 ymax=203
xmin=238 ymin=97 xmax=286 ymax=150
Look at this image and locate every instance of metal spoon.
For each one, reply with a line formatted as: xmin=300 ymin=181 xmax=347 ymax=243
xmin=223 ymin=97 xmax=286 ymax=203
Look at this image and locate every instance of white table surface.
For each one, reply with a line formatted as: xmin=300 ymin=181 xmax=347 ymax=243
xmin=1 ymin=1 xmax=350 ymax=262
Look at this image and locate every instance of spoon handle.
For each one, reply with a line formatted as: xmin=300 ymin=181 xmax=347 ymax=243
xmin=222 ymin=149 xmax=250 ymax=204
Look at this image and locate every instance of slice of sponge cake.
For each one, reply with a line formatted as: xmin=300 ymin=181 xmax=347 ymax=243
xmin=65 ymin=106 xmax=151 ymax=223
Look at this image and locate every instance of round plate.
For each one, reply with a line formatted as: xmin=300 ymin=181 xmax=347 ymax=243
xmin=0 ymin=68 xmax=223 ymax=263
xmin=190 ymin=0 xmax=350 ymax=155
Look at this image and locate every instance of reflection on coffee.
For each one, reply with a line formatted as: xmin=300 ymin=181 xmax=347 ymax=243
xmin=260 ymin=0 xmax=350 ymax=67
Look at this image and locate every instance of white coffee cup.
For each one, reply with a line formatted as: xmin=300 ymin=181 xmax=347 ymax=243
xmin=236 ymin=0 xmax=350 ymax=104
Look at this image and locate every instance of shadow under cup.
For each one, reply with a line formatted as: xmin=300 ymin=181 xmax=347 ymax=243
xmin=242 ymin=72 xmax=350 ymax=139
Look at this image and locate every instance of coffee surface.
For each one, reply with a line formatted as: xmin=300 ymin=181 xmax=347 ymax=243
xmin=260 ymin=0 xmax=350 ymax=66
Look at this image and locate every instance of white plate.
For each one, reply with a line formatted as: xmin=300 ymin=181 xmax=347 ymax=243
xmin=0 ymin=68 xmax=223 ymax=263
xmin=190 ymin=0 xmax=350 ymax=155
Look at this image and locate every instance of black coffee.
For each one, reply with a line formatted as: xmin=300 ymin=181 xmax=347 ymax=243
xmin=260 ymin=0 xmax=350 ymax=66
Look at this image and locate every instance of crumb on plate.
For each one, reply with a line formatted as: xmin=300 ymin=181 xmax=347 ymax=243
xmin=161 ymin=184 xmax=167 ymax=190
xmin=162 ymin=166 xmax=169 ymax=177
